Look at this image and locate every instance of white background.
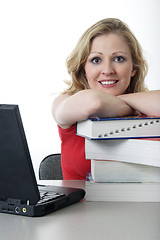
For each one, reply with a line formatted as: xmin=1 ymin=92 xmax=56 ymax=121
xmin=0 ymin=0 xmax=160 ymax=178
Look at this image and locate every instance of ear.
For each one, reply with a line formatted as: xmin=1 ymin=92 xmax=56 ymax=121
xmin=131 ymin=66 xmax=137 ymax=77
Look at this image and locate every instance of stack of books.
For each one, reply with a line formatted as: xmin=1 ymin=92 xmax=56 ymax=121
xmin=76 ymin=116 xmax=160 ymax=202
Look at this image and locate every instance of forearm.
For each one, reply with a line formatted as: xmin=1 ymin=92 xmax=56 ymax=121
xmin=117 ymin=90 xmax=160 ymax=117
xmin=53 ymin=89 xmax=134 ymax=128
xmin=88 ymin=90 xmax=134 ymax=118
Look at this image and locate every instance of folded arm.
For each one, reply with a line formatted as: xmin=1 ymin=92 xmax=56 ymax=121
xmin=117 ymin=90 xmax=160 ymax=117
xmin=52 ymin=89 xmax=134 ymax=129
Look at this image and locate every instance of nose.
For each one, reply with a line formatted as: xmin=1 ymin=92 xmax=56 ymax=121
xmin=101 ymin=61 xmax=115 ymax=75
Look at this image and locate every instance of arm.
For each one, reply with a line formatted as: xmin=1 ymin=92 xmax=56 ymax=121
xmin=117 ymin=90 xmax=160 ymax=117
xmin=52 ymin=89 xmax=134 ymax=129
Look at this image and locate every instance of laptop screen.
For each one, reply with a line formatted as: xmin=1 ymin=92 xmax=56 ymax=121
xmin=0 ymin=105 xmax=40 ymax=205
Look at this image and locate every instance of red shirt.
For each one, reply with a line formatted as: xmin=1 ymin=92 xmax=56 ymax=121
xmin=58 ymin=124 xmax=91 ymax=180
xmin=58 ymin=121 xmax=160 ymax=180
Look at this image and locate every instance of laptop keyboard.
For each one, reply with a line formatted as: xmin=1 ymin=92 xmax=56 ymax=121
xmin=38 ymin=190 xmax=65 ymax=204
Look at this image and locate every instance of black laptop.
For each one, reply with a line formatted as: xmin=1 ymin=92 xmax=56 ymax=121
xmin=0 ymin=104 xmax=85 ymax=217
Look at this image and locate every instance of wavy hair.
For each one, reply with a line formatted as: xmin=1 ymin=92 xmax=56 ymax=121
xmin=64 ymin=18 xmax=148 ymax=95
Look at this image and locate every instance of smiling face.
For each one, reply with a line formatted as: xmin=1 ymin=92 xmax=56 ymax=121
xmin=84 ymin=33 xmax=136 ymax=96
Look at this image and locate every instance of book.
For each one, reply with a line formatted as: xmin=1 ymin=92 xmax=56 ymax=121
xmin=91 ymin=160 xmax=160 ymax=183
xmin=85 ymin=139 xmax=160 ymax=167
xmin=76 ymin=116 xmax=160 ymax=140
xmin=85 ymin=180 xmax=160 ymax=202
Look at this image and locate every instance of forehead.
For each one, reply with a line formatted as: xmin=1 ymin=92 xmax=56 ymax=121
xmin=90 ymin=33 xmax=131 ymax=54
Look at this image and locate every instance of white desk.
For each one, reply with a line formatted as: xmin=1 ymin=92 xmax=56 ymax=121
xmin=0 ymin=180 xmax=160 ymax=240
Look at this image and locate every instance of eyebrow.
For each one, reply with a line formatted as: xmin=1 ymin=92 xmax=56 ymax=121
xmin=112 ymin=51 xmax=128 ymax=55
xmin=89 ymin=52 xmax=103 ymax=55
xmin=89 ymin=51 xmax=128 ymax=56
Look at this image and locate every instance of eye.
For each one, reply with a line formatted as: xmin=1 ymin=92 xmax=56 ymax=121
xmin=91 ymin=57 xmax=101 ymax=64
xmin=113 ymin=56 xmax=125 ymax=63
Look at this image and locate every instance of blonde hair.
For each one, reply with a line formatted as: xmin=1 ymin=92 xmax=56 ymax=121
xmin=64 ymin=18 xmax=148 ymax=95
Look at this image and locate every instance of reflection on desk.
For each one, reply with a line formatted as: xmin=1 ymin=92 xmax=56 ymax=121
xmin=0 ymin=180 xmax=160 ymax=240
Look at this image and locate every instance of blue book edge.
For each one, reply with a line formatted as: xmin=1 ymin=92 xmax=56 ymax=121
xmin=88 ymin=116 xmax=160 ymax=121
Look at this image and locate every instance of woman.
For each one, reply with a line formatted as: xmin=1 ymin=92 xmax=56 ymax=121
xmin=52 ymin=18 xmax=160 ymax=180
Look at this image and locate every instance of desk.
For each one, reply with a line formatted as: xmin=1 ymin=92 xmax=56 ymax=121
xmin=0 ymin=180 xmax=160 ymax=240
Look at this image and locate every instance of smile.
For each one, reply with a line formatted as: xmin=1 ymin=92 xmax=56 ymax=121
xmin=99 ymin=80 xmax=118 ymax=85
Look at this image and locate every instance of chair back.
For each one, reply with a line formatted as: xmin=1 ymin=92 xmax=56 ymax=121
xmin=39 ymin=153 xmax=63 ymax=180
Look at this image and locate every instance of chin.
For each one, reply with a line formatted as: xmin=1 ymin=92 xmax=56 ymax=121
xmin=100 ymin=88 xmax=118 ymax=96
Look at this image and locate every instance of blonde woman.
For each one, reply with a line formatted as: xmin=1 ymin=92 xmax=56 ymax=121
xmin=52 ymin=18 xmax=160 ymax=180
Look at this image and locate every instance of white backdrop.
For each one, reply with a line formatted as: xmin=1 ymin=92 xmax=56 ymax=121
xmin=0 ymin=0 xmax=160 ymax=178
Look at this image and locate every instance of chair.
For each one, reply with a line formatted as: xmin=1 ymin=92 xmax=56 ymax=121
xmin=39 ymin=153 xmax=63 ymax=180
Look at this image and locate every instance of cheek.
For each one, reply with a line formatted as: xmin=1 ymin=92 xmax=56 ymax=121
xmin=85 ymin=62 xmax=99 ymax=76
xmin=119 ymin=65 xmax=133 ymax=79
xmin=85 ymin=66 xmax=99 ymax=83
xmin=85 ymin=64 xmax=92 ymax=78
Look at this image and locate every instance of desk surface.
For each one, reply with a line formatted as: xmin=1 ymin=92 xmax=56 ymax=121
xmin=0 ymin=180 xmax=160 ymax=240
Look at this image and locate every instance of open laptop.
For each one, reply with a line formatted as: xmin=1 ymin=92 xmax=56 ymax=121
xmin=0 ymin=104 xmax=85 ymax=217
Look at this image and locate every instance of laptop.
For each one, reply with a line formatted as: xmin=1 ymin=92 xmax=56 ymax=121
xmin=0 ymin=104 xmax=85 ymax=217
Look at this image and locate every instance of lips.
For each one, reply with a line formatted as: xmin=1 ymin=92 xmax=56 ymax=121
xmin=98 ymin=80 xmax=118 ymax=85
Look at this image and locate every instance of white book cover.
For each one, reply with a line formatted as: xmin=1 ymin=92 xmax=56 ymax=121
xmin=85 ymin=139 xmax=160 ymax=167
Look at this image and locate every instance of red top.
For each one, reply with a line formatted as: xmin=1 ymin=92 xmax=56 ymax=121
xmin=58 ymin=122 xmax=160 ymax=180
xmin=58 ymin=124 xmax=91 ymax=180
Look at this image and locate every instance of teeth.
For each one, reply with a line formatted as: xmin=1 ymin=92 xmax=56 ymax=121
xmin=100 ymin=81 xmax=117 ymax=85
